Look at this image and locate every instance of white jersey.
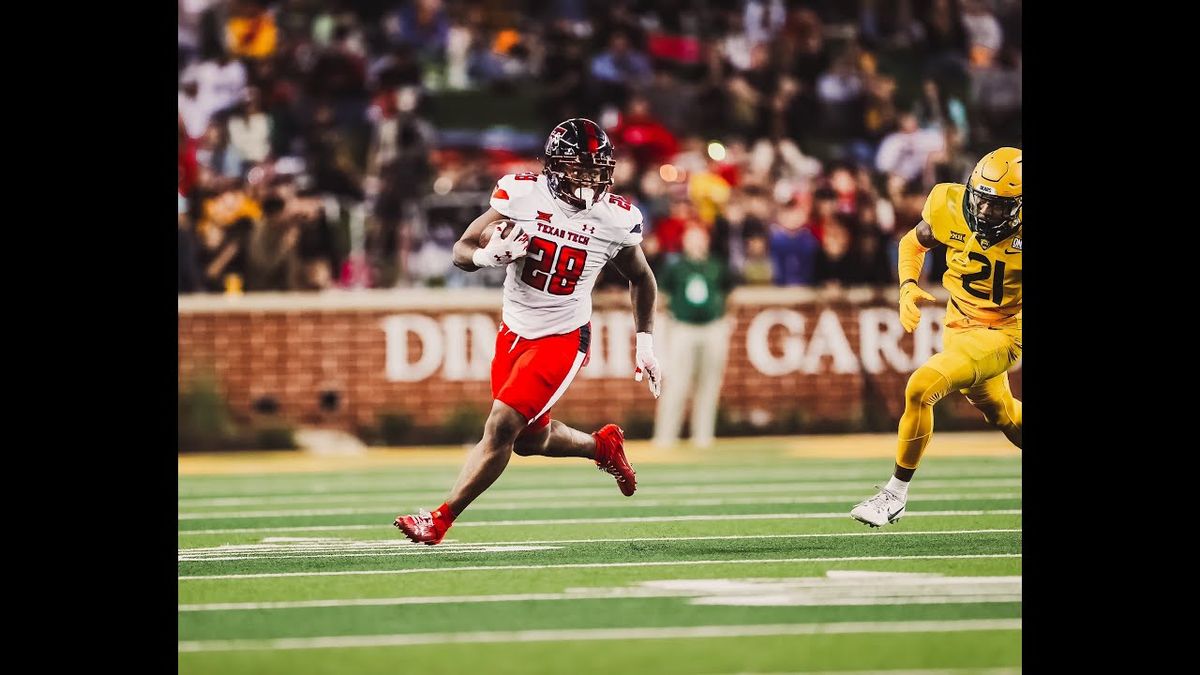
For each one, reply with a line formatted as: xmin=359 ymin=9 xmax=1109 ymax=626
xmin=489 ymin=172 xmax=644 ymax=339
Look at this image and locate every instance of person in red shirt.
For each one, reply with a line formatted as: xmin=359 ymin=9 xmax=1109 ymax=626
xmin=179 ymin=115 xmax=199 ymax=196
xmin=805 ymin=186 xmax=838 ymax=243
xmin=651 ymin=197 xmax=695 ymax=256
xmin=608 ymin=95 xmax=679 ymax=170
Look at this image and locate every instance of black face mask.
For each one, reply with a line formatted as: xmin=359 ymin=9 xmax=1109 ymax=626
xmin=546 ymin=158 xmax=614 ymax=209
xmin=964 ymin=187 xmax=1021 ymax=244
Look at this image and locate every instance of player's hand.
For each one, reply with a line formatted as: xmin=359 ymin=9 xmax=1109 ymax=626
xmin=899 ymin=281 xmax=936 ymax=333
xmin=472 ymin=221 xmax=530 ymax=268
xmin=633 ymin=332 xmax=661 ymax=399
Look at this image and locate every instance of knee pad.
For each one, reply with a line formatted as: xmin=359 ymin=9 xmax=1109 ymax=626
xmin=905 ymin=366 xmax=951 ymax=408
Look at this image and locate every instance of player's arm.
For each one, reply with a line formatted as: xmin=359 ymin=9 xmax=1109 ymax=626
xmin=610 ymin=244 xmax=662 ymax=398
xmin=452 ymin=206 xmax=523 ymax=272
xmin=897 ymin=220 xmax=940 ymax=333
xmin=611 ymin=244 xmax=656 ymax=333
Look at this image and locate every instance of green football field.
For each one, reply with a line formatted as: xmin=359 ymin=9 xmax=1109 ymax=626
xmin=178 ymin=434 xmax=1021 ymax=674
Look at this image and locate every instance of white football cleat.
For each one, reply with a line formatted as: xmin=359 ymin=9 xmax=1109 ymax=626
xmin=851 ymin=486 xmax=907 ymax=528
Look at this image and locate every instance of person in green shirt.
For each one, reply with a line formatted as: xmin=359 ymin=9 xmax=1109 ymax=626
xmin=652 ymin=226 xmax=735 ymax=448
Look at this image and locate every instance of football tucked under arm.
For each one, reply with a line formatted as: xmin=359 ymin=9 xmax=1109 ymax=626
xmin=473 ymin=220 xmax=529 ymax=268
xmin=477 ymin=219 xmax=517 ymax=247
xmin=453 ymin=207 xmax=527 ymax=271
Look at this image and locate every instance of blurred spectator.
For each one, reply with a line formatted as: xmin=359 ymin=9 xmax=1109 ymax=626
xmin=919 ymin=0 xmax=968 ymax=82
xmin=928 ymin=123 xmax=975 ymax=185
xmin=196 ymin=122 xmax=245 ymax=181
xmin=961 ymin=0 xmax=1003 ymax=68
xmin=369 ymin=45 xmax=424 ymax=92
xmin=408 ymin=223 xmax=458 ymax=287
xmin=368 ymin=88 xmax=435 ymax=284
xmin=741 ymin=233 xmax=774 ymax=285
xmin=541 ymin=20 xmax=590 ymax=121
xmin=863 ymin=73 xmax=899 ymax=143
xmin=225 ymin=0 xmax=278 ymax=60
xmin=970 ymin=46 xmax=1021 ymax=145
xmin=875 ymin=113 xmax=945 ymax=186
xmin=816 ymin=48 xmax=865 ymax=139
xmin=814 ymin=215 xmax=857 ymax=287
xmin=246 ymin=194 xmax=299 ymax=291
xmin=308 ymin=26 xmax=369 ymax=102
xmin=913 ymin=78 xmax=967 ymax=138
xmin=294 ymin=193 xmax=340 ymax=291
xmin=179 ymin=194 xmax=204 ymax=293
xmin=724 ymin=43 xmax=778 ymax=139
xmin=227 ymin=87 xmax=272 ymax=167
xmin=608 ymin=96 xmax=679 ymax=171
xmin=650 ymin=197 xmax=695 ymax=260
xmin=176 ymin=0 xmax=1020 ymax=294
xmin=386 ymin=0 xmax=450 ymax=61
xmin=187 ymin=51 xmax=247 ymax=123
xmin=688 ymin=156 xmax=733 ymax=227
xmin=653 ymin=227 xmax=734 ymax=449
xmin=178 ymin=69 xmax=211 ymax=141
xmin=784 ymin=8 xmax=828 ymax=90
xmin=744 ymin=0 xmax=787 ymax=46
xmin=853 ymin=208 xmax=895 ymax=285
xmin=769 ymin=195 xmax=819 ymax=286
xmin=807 ymin=187 xmax=839 ymax=243
xmin=590 ymin=32 xmax=653 ymax=105
xmin=196 ymin=189 xmax=257 ymax=293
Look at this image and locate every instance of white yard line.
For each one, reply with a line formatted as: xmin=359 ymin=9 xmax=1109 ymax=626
xmin=177 ymin=487 xmax=1022 ymax=514
xmin=178 ymin=528 xmax=1022 ymax=562
xmin=178 ymin=468 xmax=1021 ymax=501
xmin=179 ymin=553 xmax=1022 ymax=581
xmin=180 ymin=573 xmax=1022 ymax=611
xmin=177 ymin=487 xmax=1022 ymax=521
xmin=178 ymin=479 xmax=1021 ymax=510
xmin=177 ymin=618 xmax=1022 ymax=652
xmin=179 ymin=509 xmax=1022 ymax=536
xmin=183 ymin=593 xmax=1023 ymax=612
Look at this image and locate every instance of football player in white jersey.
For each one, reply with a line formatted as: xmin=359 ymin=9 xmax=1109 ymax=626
xmin=395 ymin=118 xmax=662 ymax=545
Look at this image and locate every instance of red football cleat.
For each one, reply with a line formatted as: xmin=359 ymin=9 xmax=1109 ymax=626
xmin=594 ymin=424 xmax=636 ymax=496
xmin=394 ymin=507 xmax=453 ymax=545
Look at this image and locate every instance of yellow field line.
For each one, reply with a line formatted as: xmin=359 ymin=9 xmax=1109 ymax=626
xmin=179 ymin=432 xmax=1018 ymax=476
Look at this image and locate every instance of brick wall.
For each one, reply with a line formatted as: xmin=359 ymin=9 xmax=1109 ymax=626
xmin=178 ymin=288 xmax=1021 ymax=436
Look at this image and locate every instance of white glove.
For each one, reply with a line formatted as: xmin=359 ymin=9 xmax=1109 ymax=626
xmin=633 ymin=332 xmax=661 ymax=399
xmin=472 ymin=221 xmax=530 ymax=268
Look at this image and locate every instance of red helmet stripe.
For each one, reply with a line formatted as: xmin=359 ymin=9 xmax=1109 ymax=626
xmin=584 ymin=122 xmax=598 ymax=152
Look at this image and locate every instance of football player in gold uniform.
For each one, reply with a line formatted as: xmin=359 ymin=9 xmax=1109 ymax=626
xmin=851 ymin=147 xmax=1022 ymax=527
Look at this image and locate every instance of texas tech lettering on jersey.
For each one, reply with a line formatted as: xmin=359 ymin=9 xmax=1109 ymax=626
xmin=489 ymin=173 xmax=644 ymax=339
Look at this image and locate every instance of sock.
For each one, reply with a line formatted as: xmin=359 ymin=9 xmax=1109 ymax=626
xmin=432 ymin=501 xmax=456 ymax=526
xmin=885 ymin=475 xmax=909 ymax=499
xmin=592 ymin=429 xmax=608 ymax=464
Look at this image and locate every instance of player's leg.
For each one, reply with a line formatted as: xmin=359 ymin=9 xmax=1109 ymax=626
xmin=497 ymin=324 xmax=637 ymax=494
xmin=851 ymin=337 xmax=976 ymax=527
xmin=963 ymin=371 xmax=1022 ymax=449
xmin=394 ymin=324 xmax=527 ymax=545
xmin=509 ymin=328 xmax=637 ymax=495
xmin=689 ymin=318 xmax=730 ymax=448
xmin=445 ymin=400 xmax=528 ymax=511
xmin=513 ymin=419 xmax=594 ymax=458
xmin=394 ymin=399 xmax=526 ymax=545
xmin=653 ymin=320 xmax=696 ymax=448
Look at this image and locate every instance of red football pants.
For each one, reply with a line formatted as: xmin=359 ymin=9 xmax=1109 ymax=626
xmin=492 ymin=322 xmax=591 ymax=434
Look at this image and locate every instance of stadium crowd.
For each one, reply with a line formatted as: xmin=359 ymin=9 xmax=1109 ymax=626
xmin=178 ymin=0 xmax=1021 ymax=294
